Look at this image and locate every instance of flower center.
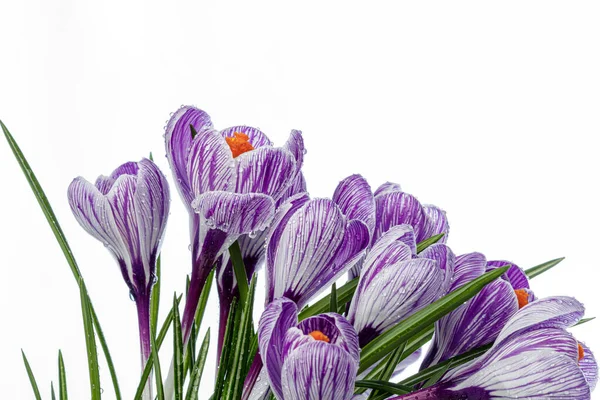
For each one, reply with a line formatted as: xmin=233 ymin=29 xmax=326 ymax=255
xmin=514 ymin=289 xmax=529 ymax=309
xmin=309 ymin=330 xmax=330 ymax=343
xmin=578 ymin=343 xmax=585 ymax=362
xmin=225 ymin=132 xmax=254 ymax=158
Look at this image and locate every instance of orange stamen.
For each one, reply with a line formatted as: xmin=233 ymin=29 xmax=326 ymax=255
xmin=309 ymin=330 xmax=330 ymax=343
xmin=225 ymin=132 xmax=254 ymax=158
xmin=578 ymin=343 xmax=585 ymax=362
xmin=514 ymin=289 xmax=530 ymax=309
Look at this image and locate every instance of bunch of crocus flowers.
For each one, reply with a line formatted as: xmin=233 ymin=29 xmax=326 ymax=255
xmin=1 ymin=107 xmax=596 ymax=400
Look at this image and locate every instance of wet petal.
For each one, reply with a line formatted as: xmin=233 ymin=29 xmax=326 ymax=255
xmin=580 ymin=343 xmax=598 ymax=391
xmin=283 ymin=129 xmax=305 ymax=170
xmin=373 ymin=181 xmax=402 ymax=197
xmin=418 ymin=243 xmax=455 ymax=293
xmin=333 ymin=174 xmax=376 ymax=234
xmin=420 ymin=204 xmax=449 ymax=244
xmin=221 ymin=125 xmax=273 ymax=148
xmin=281 ymin=342 xmax=358 ymax=400
xmin=374 ymin=191 xmax=426 ymax=243
xmin=165 ymin=106 xmax=213 ymax=206
xmin=296 ymin=313 xmax=360 ymax=363
xmin=487 ymin=260 xmax=530 ymax=290
xmin=257 ymin=298 xmax=298 ymax=400
xmin=235 ymin=147 xmax=297 ymax=202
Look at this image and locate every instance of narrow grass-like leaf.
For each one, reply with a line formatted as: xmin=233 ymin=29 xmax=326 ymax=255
xmin=299 ymin=278 xmax=358 ymax=320
xmin=21 ymin=350 xmax=42 ymax=400
xmin=186 ymin=329 xmax=211 ymax=400
xmin=329 ymin=283 xmax=338 ymax=313
xmin=366 ymin=342 xmax=406 ymax=400
xmin=399 ymin=342 xmax=492 ymax=386
xmin=79 ymin=279 xmax=101 ymax=399
xmin=359 ymin=266 xmax=509 ymax=373
xmin=151 ymin=329 xmax=164 ymax=400
xmin=89 ymin=304 xmax=121 ymax=400
xmin=416 ymin=233 xmax=445 ymax=253
xmin=150 ymin=255 xmax=162 ymax=340
xmin=173 ymin=294 xmax=184 ymax=400
xmin=2 ymin=122 xmax=121 ymax=399
xmin=224 ymin=276 xmax=257 ymax=399
xmin=58 ymin=350 xmax=68 ymax=400
xmin=422 ymin=362 xmax=451 ymax=388
xmin=354 ymin=380 xmax=411 ymax=396
xmin=525 ymin=257 xmax=565 ymax=279
xmin=229 ymin=241 xmax=249 ymax=304
xmin=157 ymin=294 xmax=183 ymax=347
xmin=575 ymin=317 xmax=596 ymax=327
xmin=213 ymin=297 xmax=239 ymax=399
xmin=51 ymin=382 xmax=57 ymax=400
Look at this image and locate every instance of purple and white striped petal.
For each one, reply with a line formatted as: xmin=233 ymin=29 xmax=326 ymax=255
xmin=281 ymin=342 xmax=358 ymax=400
xmin=373 ymin=181 xmax=402 ymax=198
xmin=420 ymin=204 xmax=449 ymax=244
xmin=191 ymin=191 xmax=275 ymax=259
xmin=68 ymin=177 xmax=131 ymax=269
xmin=580 ymin=343 xmax=598 ymax=391
xmin=235 ymin=147 xmax=297 ymax=202
xmin=494 ymin=296 xmax=585 ymax=346
xmin=374 ymin=191 xmax=426 ymax=244
xmin=349 ymin=257 xmax=445 ymax=347
xmin=277 ymin=172 xmax=307 ymax=208
xmin=421 ymin=279 xmax=519 ymax=370
xmin=186 ymin=129 xmax=236 ymax=198
xmin=449 ymin=252 xmax=487 ymax=292
xmin=487 ymin=260 xmax=530 ymax=290
xmin=257 ymin=298 xmax=299 ymax=400
xmin=282 ymin=129 xmax=305 ymax=171
xmin=268 ymin=198 xmax=369 ymax=307
xmin=165 ymin=106 xmax=214 ymax=207
xmin=418 ymin=243 xmax=455 ymax=294
xmin=221 ymin=125 xmax=273 ymax=148
xmin=333 ymin=174 xmax=376 ymax=235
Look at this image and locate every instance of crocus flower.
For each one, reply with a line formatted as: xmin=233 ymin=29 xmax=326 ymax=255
xmin=347 ymin=181 xmax=449 ymax=278
xmin=164 ymin=106 xmax=303 ymax=344
xmin=257 ymin=298 xmax=360 ymax=400
xmin=347 ymin=224 xmax=454 ymax=347
xmin=265 ymin=193 xmax=371 ymax=307
xmin=67 ymin=158 xmax=169 ymax=397
xmin=420 ymin=256 xmax=533 ymax=370
xmin=390 ymin=297 xmax=598 ymax=399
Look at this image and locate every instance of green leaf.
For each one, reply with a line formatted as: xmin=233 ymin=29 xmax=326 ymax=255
xmin=185 ymin=268 xmax=215 ymax=377
xmin=366 ymin=342 xmax=406 ymax=400
xmin=575 ymin=317 xmax=595 ymax=327
xmin=157 ymin=294 xmax=183 ymax=347
xmin=21 ymin=350 xmax=42 ymax=400
xmin=224 ymin=276 xmax=257 ymax=400
xmin=354 ymin=380 xmax=411 ymax=396
xmin=213 ymin=297 xmax=239 ymax=399
xmin=150 ymin=255 xmax=162 ymax=341
xmin=400 ymin=342 xmax=492 ymax=386
xmin=173 ymin=294 xmax=185 ymax=400
xmin=416 ymin=233 xmax=445 ymax=253
xmin=229 ymin=241 xmax=249 ymax=304
xmin=79 ymin=279 xmax=101 ymax=399
xmin=525 ymin=257 xmax=565 ymax=279
xmin=299 ymin=278 xmax=358 ymax=320
xmin=89 ymin=303 xmax=121 ymax=400
xmin=186 ymin=329 xmax=211 ymax=400
xmin=151 ymin=328 xmax=164 ymax=400
xmin=329 ymin=283 xmax=338 ymax=313
xmin=58 ymin=350 xmax=68 ymax=400
xmin=422 ymin=362 xmax=450 ymax=388
xmin=359 ymin=266 xmax=509 ymax=373
xmin=51 ymin=382 xmax=57 ymax=400
xmin=1 ymin=121 xmax=121 ymax=399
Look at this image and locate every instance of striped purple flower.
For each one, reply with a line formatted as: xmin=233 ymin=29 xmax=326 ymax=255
xmin=256 ymin=298 xmax=360 ymax=400
xmin=67 ymin=158 xmax=169 ymax=384
xmin=390 ymin=297 xmax=598 ymax=400
xmin=164 ymin=106 xmax=304 ymax=345
xmin=420 ymin=256 xmax=533 ymax=371
xmin=347 ymin=224 xmax=454 ymax=347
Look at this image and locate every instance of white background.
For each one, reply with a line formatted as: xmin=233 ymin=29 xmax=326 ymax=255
xmin=1 ymin=1 xmax=599 ymax=399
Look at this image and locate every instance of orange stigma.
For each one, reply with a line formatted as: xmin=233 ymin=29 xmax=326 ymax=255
xmin=514 ymin=289 xmax=530 ymax=309
xmin=578 ymin=343 xmax=585 ymax=362
xmin=309 ymin=330 xmax=330 ymax=343
xmin=225 ymin=132 xmax=254 ymax=158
